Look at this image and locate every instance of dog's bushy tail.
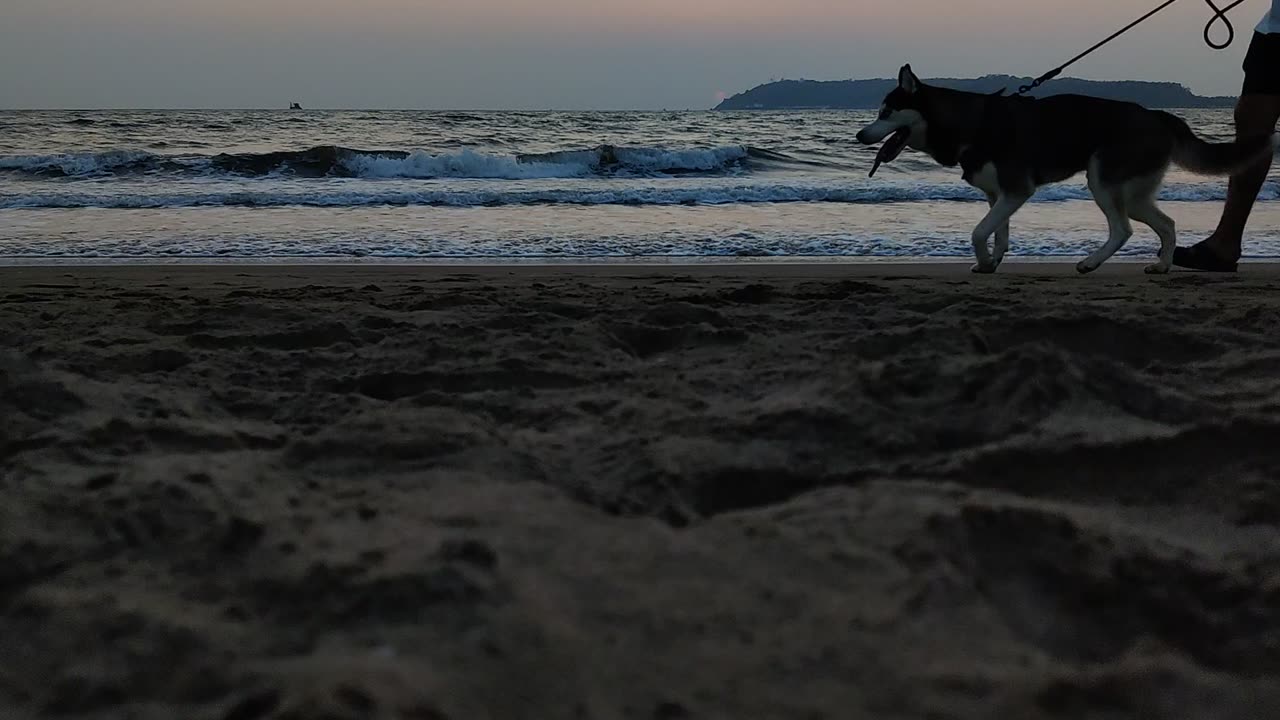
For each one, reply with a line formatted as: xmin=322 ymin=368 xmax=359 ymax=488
xmin=1164 ymin=112 xmax=1276 ymax=176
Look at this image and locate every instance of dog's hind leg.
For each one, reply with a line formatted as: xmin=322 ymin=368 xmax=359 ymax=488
xmin=1077 ymin=163 xmax=1133 ymax=274
xmin=985 ymin=193 xmax=1012 ymax=267
xmin=971 ymin=193 xmax=1027 ymax=273
xmin=1125 ymin=174 xmax=1176 ymax=274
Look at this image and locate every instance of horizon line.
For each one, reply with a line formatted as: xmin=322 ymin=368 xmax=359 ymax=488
xmin=0 ymin=73 xmax=1240 ymax=112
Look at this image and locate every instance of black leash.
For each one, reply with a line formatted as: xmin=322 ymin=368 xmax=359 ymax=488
xmin=1016 ymin=0 xmax=1253 ymax=95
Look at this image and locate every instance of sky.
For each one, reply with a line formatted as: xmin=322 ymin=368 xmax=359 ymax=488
xmin=0 ymin=0 xmax=1264 ymax=109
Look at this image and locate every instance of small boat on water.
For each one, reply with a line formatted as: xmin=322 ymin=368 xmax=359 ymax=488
xmin=289 ymin=102 xmax=303 ymax=110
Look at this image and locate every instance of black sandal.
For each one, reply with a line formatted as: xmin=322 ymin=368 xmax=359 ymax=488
xmin=1172 ymin=242 xmax=1239 ymax=272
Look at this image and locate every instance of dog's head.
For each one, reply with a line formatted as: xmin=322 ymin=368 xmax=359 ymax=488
xmin=856 ymin=64 xmax=927 ymax=145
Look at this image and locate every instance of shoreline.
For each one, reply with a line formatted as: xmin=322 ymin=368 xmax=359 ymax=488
xmin=2 ymin=258 xmax=1279 ymax=272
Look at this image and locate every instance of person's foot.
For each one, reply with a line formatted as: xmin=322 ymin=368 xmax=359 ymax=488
xmin=1172 ymin=235 xmax=1240 ymax=272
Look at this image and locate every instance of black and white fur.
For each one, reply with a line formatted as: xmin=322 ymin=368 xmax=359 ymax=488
xmin=856 ymin=65 xmax=1277 ymax=274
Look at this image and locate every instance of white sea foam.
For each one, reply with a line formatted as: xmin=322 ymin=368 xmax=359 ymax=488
xmin=339 ymin=149 xmax=594 ymax=179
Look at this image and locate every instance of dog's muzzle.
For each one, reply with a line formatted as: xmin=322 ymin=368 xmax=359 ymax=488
xmin=855 ymin=119 xmax=900 ymax=145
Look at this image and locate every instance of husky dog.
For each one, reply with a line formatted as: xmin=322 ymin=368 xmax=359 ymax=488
xmin=857 ymin=65 xmax=1277 ymax=274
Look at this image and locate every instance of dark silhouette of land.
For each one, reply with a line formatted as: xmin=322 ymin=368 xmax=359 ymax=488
xmin=715 ymin=75 xmax=1235 ymax=110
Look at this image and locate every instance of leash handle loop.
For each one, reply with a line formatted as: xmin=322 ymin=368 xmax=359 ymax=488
xmin=1203 ymin=0 xmax=1248 ymax=50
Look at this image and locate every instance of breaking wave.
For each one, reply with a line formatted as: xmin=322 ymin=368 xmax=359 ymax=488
xmin=0 ymin=150 xmax=171 ymax=177
xmin=0 ymin=144 xmax=794 ymax=179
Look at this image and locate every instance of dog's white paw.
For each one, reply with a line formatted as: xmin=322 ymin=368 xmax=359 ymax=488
xmin=970 ymin=261 xmax=998 ymax=274
xmin=1076 ymin=259 xmax=1099 ymax=274
xmin=1144 ymin=262 xmax=1170 ymax=275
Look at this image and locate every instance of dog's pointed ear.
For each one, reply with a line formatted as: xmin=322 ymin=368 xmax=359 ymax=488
xmin=898 ymin=64 xmax=919 ymax=94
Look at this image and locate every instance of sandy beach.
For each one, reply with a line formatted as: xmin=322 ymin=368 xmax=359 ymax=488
xmin=3 ymin=261 xmax=1280 ymax=720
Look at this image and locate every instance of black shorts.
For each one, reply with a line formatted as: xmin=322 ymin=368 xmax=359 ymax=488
xmin=1243 ymin=31 xmax=1280 ymax=95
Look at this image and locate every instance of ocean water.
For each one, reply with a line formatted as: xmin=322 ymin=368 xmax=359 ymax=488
xmin=3 ymin=109 xmax=1280 ymax=261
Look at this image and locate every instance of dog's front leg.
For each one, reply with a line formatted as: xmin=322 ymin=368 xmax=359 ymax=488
xmin=993 ymin=223 xmax=1010 ymax=266
xmin=971 ymin=193 xmax=1027 ymax=273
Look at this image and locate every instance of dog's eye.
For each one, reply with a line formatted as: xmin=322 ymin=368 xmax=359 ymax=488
xmin=879 ymin=106 xmax=891 ymax=120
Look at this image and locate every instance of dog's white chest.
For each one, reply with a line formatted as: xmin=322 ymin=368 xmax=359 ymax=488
xmin=966 ymin=163 xmax=1000 ymax=195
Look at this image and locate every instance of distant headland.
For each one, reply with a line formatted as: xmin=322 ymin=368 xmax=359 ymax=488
xmin=713 ymin=75 xmax=1235 ymax=110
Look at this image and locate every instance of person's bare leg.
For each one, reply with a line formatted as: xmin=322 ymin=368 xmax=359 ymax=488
xmin=1189 ymin=94 xmax=1280 ymax=261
